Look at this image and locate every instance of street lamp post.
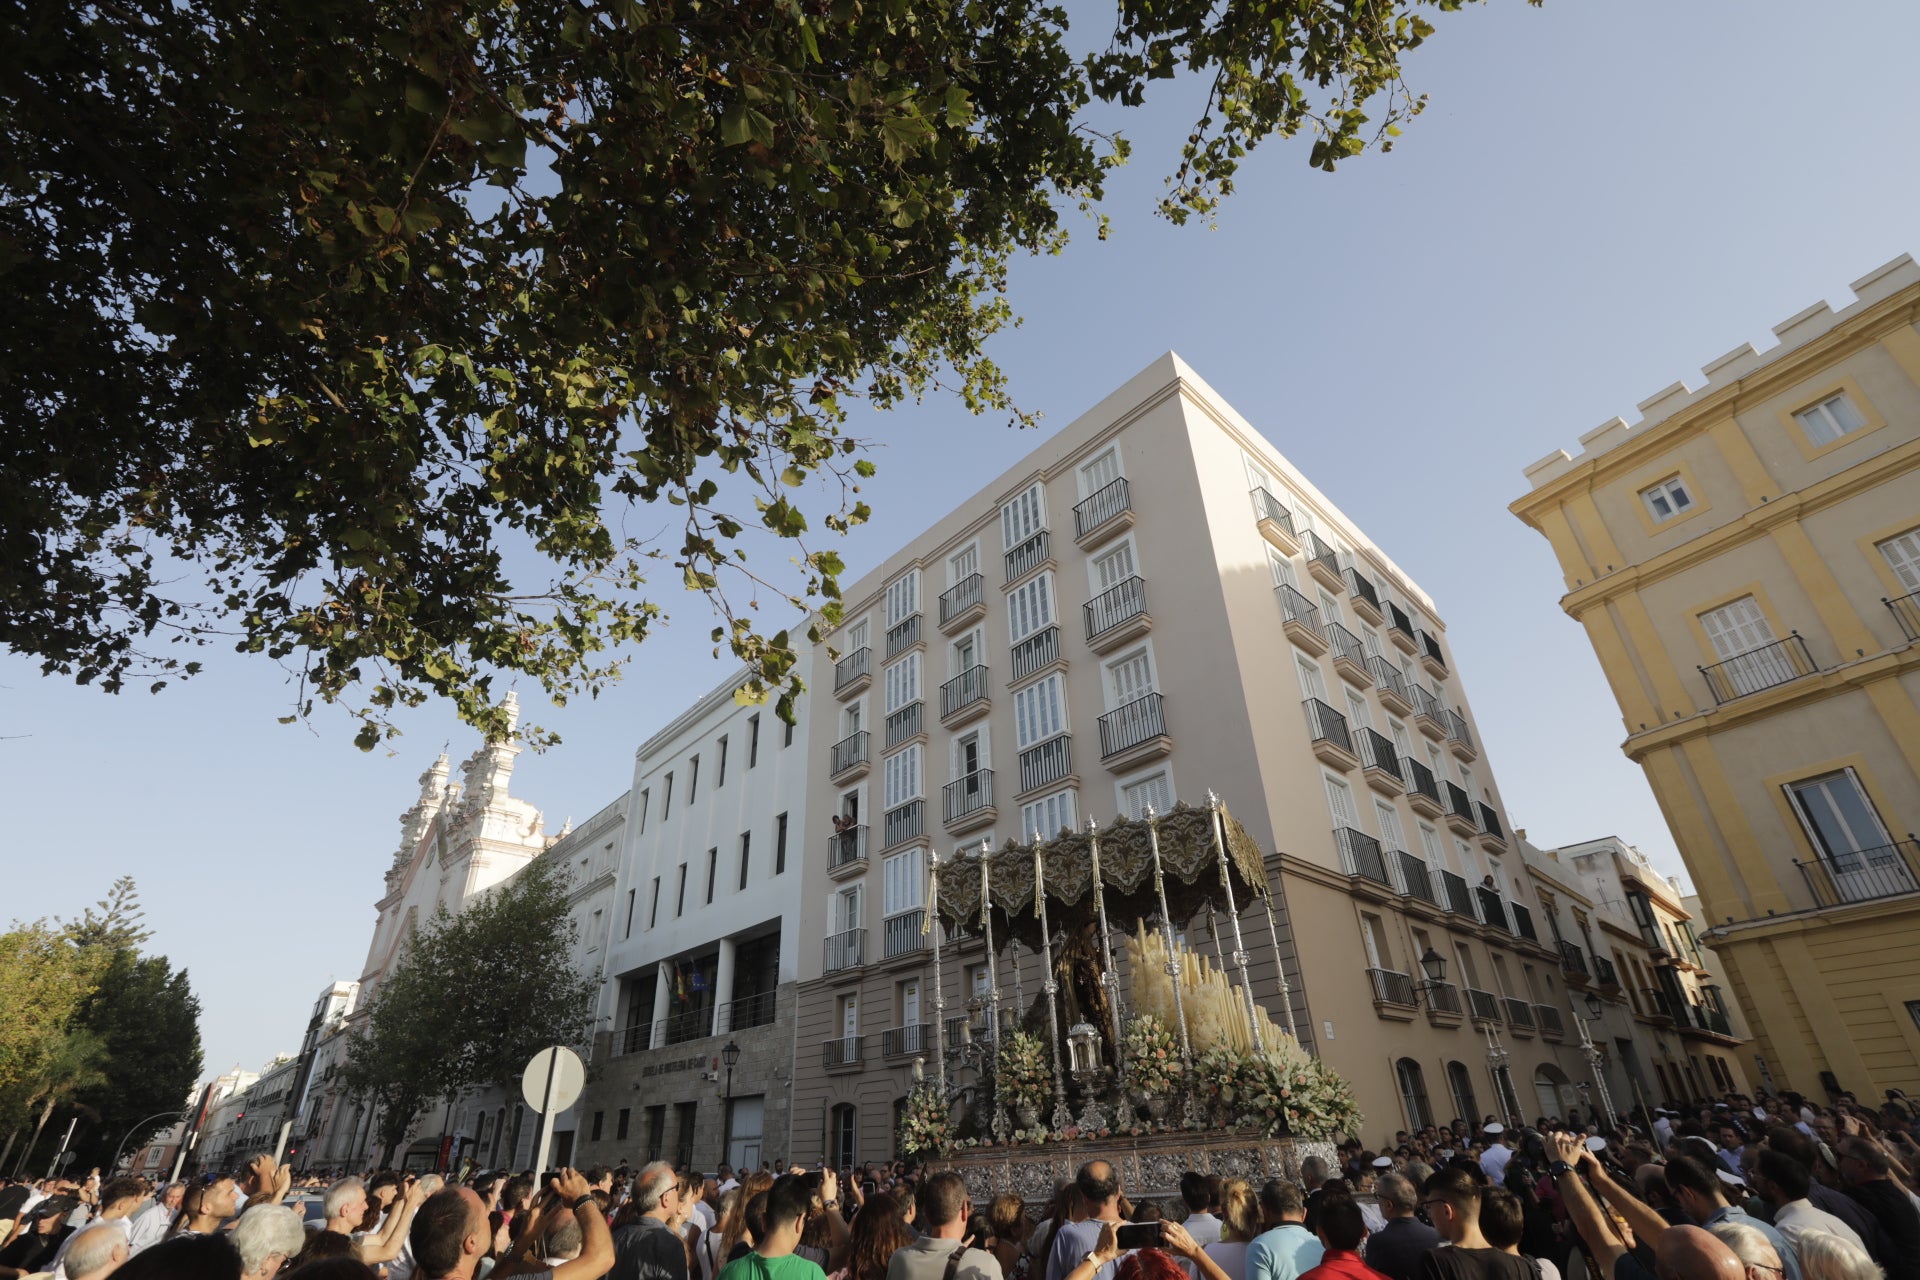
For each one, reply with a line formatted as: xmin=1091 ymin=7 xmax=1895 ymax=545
xmin=1408 ymin=948 xmax=1450 ymax=1008
xmin=1572 ymin=990 xmax=1616 ymax=1131
xmin=720 ymin=1040 xmax=740 ymax=1166
xmin=110 ymin=1111 xmax=187 ymax=1175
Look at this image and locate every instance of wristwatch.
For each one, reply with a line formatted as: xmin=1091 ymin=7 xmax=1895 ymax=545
xmin=1548 ymin=1160 xmax=1575 ymax=1176
xmin=823 ymin=1199 xmax=840 ymax=1209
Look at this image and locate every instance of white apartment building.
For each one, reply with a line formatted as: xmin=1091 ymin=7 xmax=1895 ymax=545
xmin=571 ymin=665 xmax=813 ymax=1172
xmin=790 ymin=354 xmax=1568 ymax=1163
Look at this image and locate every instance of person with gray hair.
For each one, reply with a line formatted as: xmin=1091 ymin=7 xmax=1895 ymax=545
xmin=126 ymin=1183 xmax=185 ymax=1256
xmin=610 ymin=1161 xmax=690 ymax=1280
xmin=58 ymin=1223 xmax=128 ymax=1280
xmin=1707 ymin=1222 xmax=1786 ymax=1280
xmin=230 ymin=1204 xmax=305 ymax=1279
xmin=1359 ymin=1173 xmax=1437 ymax=1280
xmin=1795 ymin=1229 xmax=1885 ymax=1280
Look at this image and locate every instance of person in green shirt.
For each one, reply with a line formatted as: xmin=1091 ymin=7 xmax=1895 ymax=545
xmin=719 ymin=1175 xmax=829 ymax=1280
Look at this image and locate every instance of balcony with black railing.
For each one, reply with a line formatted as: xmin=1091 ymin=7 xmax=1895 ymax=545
xmin=1388 ymin=602 xmax=1417 ymax=650
xmin=1251 ymin=487 xmax=1300 ymax=553
xmin=885 ymin=700 xmax=924 ymax=748
xmin=1019 ymin=734 xmax=1072 ymax=794
xmin=1466 ymin=988 xmax=1502 ymax=1023
xmin=1005 ymin=530 xmax=1050 ymax=583
xmin=1368 ymin=968 xmax=1416 ymax=1007
xmin=1640 ymin=988 xmax=1674 ymax=1023
xmin=1478 ymin=802 xmax=1507 ymax=850
xmin=1398 ymin=851 xmax=1436 ymax=904
xmin=1888 ymin=592 xmax=1920 ymax=642
xmin=1304 ymin=530 xmax=1344 ymax=590
xmin=1593 ymin=955 xmax=1620 ymax=987
xmin=1371 ymin=655 xmax=1412 ymax=714
xmin=1439 ymin=869 xmax=1475 ymax=919
xmin=1074 ymin=477 xmax=1133 ymax=546
xmin=1278 ymin=584 xmax=1328 ymax=655
xmin=828 ymin=825 xmax=869 ymax=872
xmin=834 ymin=645 xmax=872 ymax=695
xmin=1418 ymin=629 xmax=1448 ymax=676
xmin=1010 ymin=625 xmax=1061 ymax=682
xmin=1359 ymin=728 xmax=1404 ymax=795
xmin=1700 ymin=633 xmax=1817 ymax=704
xmin=1476 ymin=887 xmax=1510 ymax=932
xmin=883 ymin=910 xmax=926 ymax=959
xmin=1425 ymin=981 xmax=1463 ymax=1018
xmin=1447 ymin=710 xmax=1477 ymax=761
xmin=1346 ymin=568 xmax=1383 ymax=622
xmin=1503 ymin=997 xmax=1535 ymax=1033
xmin=886 ymin=613 xmax=922 ymax=659
xmin=1305 ymin=697 xmax=1357 ymax=769
xmin=1099 ymin=692 xmax=1170 ymax=765
xmin=1512 ymin=902 xmax=1538 ymax=942
xmin=824 ymin=929 xmax=866 ymax=974
xmin=1445 ymin=782 xmax=1478 ymax=835
xmin=1328 ymin=621 xmax=1371 ymax=686
xmin=1535 ymin=1004 xmax=1565 ymax=1039
xmin=939 ymin=573 xmax=985 ymax=630
xmin=1335 ymin=826 xmax=1392 ymax=890
xmin=883 ymin=800 xmax=925 ymax=848
xmin=881 ymin=1023 xmax=932 ymax=1059
xmin=941 ymin=665 xmax=990 ymax=724
xmin=721 ymin=989 xmax=780 ymax=1034
xmin=1794 ymin=840 xmax=1920 ymax=908
xmin=831 ymin=730 xmax=870 ymax=779
xmin=1084 ymin=576 xmax=1150 ymax=651
xmin=823 ymin=1034 xmax=864 ymax=1068
xmin=653 ymin=1006 xmax=714 ymax=1048
xmin=1559 ymin=941 xmax=1589 ymax=980
xmin=1413 ymin=684 xmax=1450 ymax=739
xmin=1406 ymin=758 xmax=1444 ymax=817
xmin=943 ymin=771 xmax=995 ymax=832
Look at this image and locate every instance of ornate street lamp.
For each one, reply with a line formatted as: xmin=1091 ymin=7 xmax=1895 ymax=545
xmin=721 ymin=1040 xmax=741 ymax=1163
xmin=1410 ymin=947 xmax=1451 ymax=1009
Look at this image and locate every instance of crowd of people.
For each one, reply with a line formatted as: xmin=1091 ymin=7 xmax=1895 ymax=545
xmin=0 ymin=1086 xmax=1915 ymax=1280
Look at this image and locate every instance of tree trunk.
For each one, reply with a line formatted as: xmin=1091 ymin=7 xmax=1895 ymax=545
xmin=0 ymin=1127 xmax=17 ymax=1177
xmin=14 ymin=1098 xmax=54 ymax=1179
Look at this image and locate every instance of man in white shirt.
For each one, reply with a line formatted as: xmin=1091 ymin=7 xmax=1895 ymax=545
xmin=1478 ymin=1125 xmax=1513 ymax=1183
xmin=1652 ymin=1110 xmax=1675 ymax=1150
xmin=1754 ymin=1149 xmax=1866 ymax=1256
xmin=45 ymin=1178 xmax=143 ymax=1279
xmin=125 ymin=1183 xmax=184 ymax=1255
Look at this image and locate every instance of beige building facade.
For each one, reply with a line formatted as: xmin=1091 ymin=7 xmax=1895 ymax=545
xmin=1511 ymin=254 xmax=1920 ymax=1101
xmin=788 ymin=355 xmax=1603 ymax=1162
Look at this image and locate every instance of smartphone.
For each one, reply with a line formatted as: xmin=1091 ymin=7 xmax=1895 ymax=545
xmin=1115 ymin=1224 xmax=1165 ymax=1250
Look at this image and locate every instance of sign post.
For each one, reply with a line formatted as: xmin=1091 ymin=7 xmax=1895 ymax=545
xmin=520 ymin=1045 xmax=586 ymax=1175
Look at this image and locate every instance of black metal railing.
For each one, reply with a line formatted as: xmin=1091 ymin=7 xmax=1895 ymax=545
xmin=883 ymin=911 xmax=925 ymax=959
xmin=1074 ymin=477 xmax=1131 ymax=540
xmin=831 ymin=731 xmax=870 ymax=776
xmin=1414 ymin=683 xmax=1448 ymax=725
xmin=1794 ymin=839 xmax=1920 ymax=907
xmin=1018 ymin=734 xmax=1072 ymax=793
xmin=1559 ymin=941 xmax=1588 ymax=977
xmin=1084 ymin=576 xmax=1149 ymax=642
xmin=1398 ymin=851 xmax=1435 ymax=903
xmin=1477 ymin=887 xmax=1510 ymax=932
xmin=1277 ymin=584 xmax=1324 ymax=640
xmin=619 ymin=1021 xmax=652 ymax=1055
xmin=1704 ymin=1005 xmax=1732 ymax=1035
xmin=1640 ymin=988 xmax=1673 ymax=1021
xmin=941 ymin=665 xmax=989 ymax=718
xmin=1447 ymin=711 xmax=1474 ymax=752
xmin=834 ymin=645 xmax=872 ymax=692
xmin=887 ymin=617 xmax=922 ymax=662
xmin=1304 ymin=697 xmax=1353 ymax=756
xmin=1407 ymin=759 xmax=1443 ymax=807
xmin=939 ymin=573 xmax=984 ymax=625
xmin=1426 ymin=981 xmax=1462 ymax=1015
xmin=1368 ymin=968 xmax=1415 ymax=1006
xmin=1305 ymin=530 xmax=1341 ymax=580
xmin=1700 ymin=633 xmax=1816 ymax=704
xmin=721 ymin=990 xmax=779 ymax=1033
xmin=823 ymin=929 xmax=866 ymax=972
xmin=1328 ymin=620 xmax=1367 ymax=670
xmin=885 ymin=700 xmax=923 ymax=748
xmin=1371 ymin=655 xmax=1409 ymax=704
xmin=943 ymin=771 xmax=994 ymax=824
xmin=653 ymin=1006 xmax=713 ymax=1047
xmin=1887 ymin=592 xmax=1920 ymax=642
xmin=1593 ymin=956 xmax=1619 ymax=986
xmin=1251 ymin=487 xmax=1296 ymax=539
xmin=1478 ymin=803 xmax=1505 ymax=840
xmin=1439 ymin=869 xmax=1475 ymax=918
xmin=829 ymin=825 xmax=869 ymax=870
xmin=1466 ymin=988 xmax=1501 ymax=1022
xmin=1010 ymin=625 xmax=1060 ymax=681
xmin=823 ymin=1035 xmax=864 ymax=1067
xmin=1359 ymin=728 xmax=1401 ymax=780
xmin=1346 ymin=568 xmax=1380 ymax=613
xmin=1335 ymin=826 xmax=1390 ymax=886
xmin=1388 ymin=602 xmax=1415 ymax=639
xmin=1005 ymin=530 xmax=1049 ymax=582
xmin=881 ymin=1024 xmax=931 ymax=1059
xmin=1535 ymin=1005 xmax=1565 ymax=1037
xmin=1099 ymin=692 xmax=1167 ymax=758
xmin=883 ymin=800 xmax=925 ymax=847
xmin=1503 ymin=998 xmax=1534 ymax=1029
xmin=1512 ymin=902 xmax=1538 ymax=942
xmin=1419 ymin=629 xmax=1447 ymax=670
xmin=1446 ymin=782 xmax=1476 ymax=824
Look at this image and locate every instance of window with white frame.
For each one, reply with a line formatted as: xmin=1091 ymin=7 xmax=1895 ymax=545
xmin=843 ymin=702 xmax=863 ymax=736
xmin=1419 ymin=824 xmax=1446 ymax=869
xmin=948 ymin=543 xmax=980 ymax=583
xmin=1079 ymin=447 xmax=1122 ymax=495
xmin=845 ymin=618 xmax=871 ymax=651
xmin=1793 ymin=391 xmax=1868 ymax=446
xmin=1296 ymin=656 xmax=1329 ymax=702
xmin=1345 ymin=688 xmax=1372 ymax=731
xmin=1319 ymin=588 xmax=1344 ymax=624
xmin=1375 ymin=801 xmax=1407 ymax=853
xmin=1013 ymin=674 xmax=1067 ymax=748
xmin=1090 ymin=539 xmax=1137 ymax=591
xmin=884 ymin=652 xmax=920 ymax=712
xmin=1268 ymin=551 xmax=1299 ymax=590
xmin=1020 ymin=790 xmax=1078 ymax=841
xmin=1008 ymin=572 xmax=1055 ymax=643
xmin=1878 ymin=530 xmax=1920 ymax=594
xmin=1391 ymin=720 xmax=1414 ymax=758
xmin=884 ymin=745 xmax=923 ymax=808
xmin=1323 ymin=774 xmax=1360 ymax=829
xmin=953 ymin=728 xmax=987 ymax=777
xmin=1639 ymin=475 xmax=1696 ymax=523
xmin=832 ymin=884 xmax=863 ymax=933
xmin=1106 ymin=648 xmax=1156 ymax=707
xmin=1002 ymin=483 xmax=1046 ymax=548
xmin=885 ymin=570 xmax=921 ymax=626
xmin=1362 ymin=627 xmax=1383 ymax=659
xmin=952 ymin=628 xmax=981 ymax=674
xmin=1454 ymin=839 xmax=1480 ymax=879
xmin=883 ymin=847 xmax=925 ymax=918
xmin=1243 ymin=454 xmax=1279 ymax=494
xmin=1120 ymin=771 xmax=1173 ymax=820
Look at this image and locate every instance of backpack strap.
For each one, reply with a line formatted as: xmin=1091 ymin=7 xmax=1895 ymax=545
xmin=943 ymin=1244 xmax=973 ymax=1280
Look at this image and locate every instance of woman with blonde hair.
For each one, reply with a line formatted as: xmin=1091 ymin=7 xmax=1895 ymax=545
xmin=1199 ymin=1179 xmax=1258 ymax=1280
xmin=1795 ymin=1229 xmax=1884 ymax=1280
xmin=988 ymin=1193 xmax=1033 ymax=1280
xmin=718 ymin=1171 xmax=775 ymax=1263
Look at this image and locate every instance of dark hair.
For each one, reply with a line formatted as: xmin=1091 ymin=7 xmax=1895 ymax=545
xmin=584 ymin=1166 xmax=612 ymax=1186
xmin=100 ymin=1177 xmax=147 ymax=1208
xmin=842 ymin=1193 xmax=913 ymax=1280
xmin=1422 ymin=1168 xmax=1482 ymax=1215
xmin=1132 ymin=1200 xmax=1163 ymax=1222
xmin=1075 ymin=1161 xmax=1118 ymax=1206
xmin=988 ymin=1192 xmax=1030 ymax=1242
xmin=1476 ymin=1187 xmax=1523 ymax=1250
xmin=366 ymin=1171 xmax=403 ymax=1197
xmin=1765 ymin=1126 xmax=1818 ymax=1170
xmin=285 ymin=1260 xmax=381 ymax=1280
xmin=1258 ymin=1180 xmax=1304 ymax=1220
xmin=767 ymin=1174 xmax=813 ymax=1232
xmin=745 ymin=1191 xmax=770 ymax=1243
xmin=1179 ymin=1172 xmax=1215 ymax=1214
xmin=1316 ymin=1198 xmax=1366 ymax=1252
xmin=1757 ymin=1150 xmax=1810 ymax=1201
xmin=917 ymin=1171 xmax=970 ymax=1230
xmin=410 ymin=1187 xmax=478 ymax=1277
xmin=1663 ymin=1155 xmax=1721 ymax=1201
xmin=289 ymin=1230 xmax=359 ymax=1269
xmin=114 ymin=1234 xmax=244 ymax=1280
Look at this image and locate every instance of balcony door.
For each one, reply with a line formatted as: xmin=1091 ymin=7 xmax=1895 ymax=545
xmin=1091 ymin=540 xmax=1135 ymax=592
xmin=1108 ymin=649 xmax=1155 ymax=707
xmin=1699 ymin=596 xmax=1776 ymax=696
xmin=1786 ymin=769 xmax=1911 ymax=901
xmin=1879 ymin=530 xmax=1920 ymax=593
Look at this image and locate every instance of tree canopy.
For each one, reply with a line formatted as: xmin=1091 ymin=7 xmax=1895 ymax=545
xmin=2 ymin=0 xmax=1497 ymax=747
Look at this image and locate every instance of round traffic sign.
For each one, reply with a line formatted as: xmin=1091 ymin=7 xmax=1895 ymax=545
xmin=520 ymin=1045 xmax=586 ymax=1114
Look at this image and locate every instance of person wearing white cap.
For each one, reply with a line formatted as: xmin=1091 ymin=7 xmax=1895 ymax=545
xmin=1477 ymin=1125 xmax=1513 ymax=1183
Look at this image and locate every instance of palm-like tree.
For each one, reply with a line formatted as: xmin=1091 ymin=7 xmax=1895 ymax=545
xmin=5 ymin=1030 xmax=107 ymax=1177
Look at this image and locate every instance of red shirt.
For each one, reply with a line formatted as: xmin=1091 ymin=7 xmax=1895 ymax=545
xmin=1301 ymin=1251 xmax=1390 ymax=1280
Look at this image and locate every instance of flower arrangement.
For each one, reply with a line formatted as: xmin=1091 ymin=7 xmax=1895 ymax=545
xmin=1121 ymin=1013 xmax=1183 ymax=1092
xmin=996 ymin=1028 xmax=1054 ymax=1116
xmin=1190 ymin=1042 xmax=1363 ymax=1140
xmin=897 ymin=1084 xmax=956 ymax=1158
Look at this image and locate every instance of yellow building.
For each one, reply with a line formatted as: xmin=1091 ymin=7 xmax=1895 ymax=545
xmin=1510 ymin=254 xmax=1920 ymax=1101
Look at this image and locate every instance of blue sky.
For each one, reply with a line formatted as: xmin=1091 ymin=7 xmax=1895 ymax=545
xmin=6 ymin=0 xmax=1917 ymax=1081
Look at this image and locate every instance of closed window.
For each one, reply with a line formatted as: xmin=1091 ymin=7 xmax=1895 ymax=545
xmin=884 ymin=745 xmax=923 ymax=808
xmin=1107 ymin=648 xmax=1155 ymax=707
xmin=883 ymin=848 xmax=925 ymax=917
xmin=1020 ymin=790 xmax=1078 ymax=841
xmin=1091 ymin=540 xmax=1136 ymax=591
xmin=1878 ymin=529 xmax=1920 ymax=594
xmin=1375 ymin=801 xmax=1407 ymax=854
xmin=1002 ymin=483 xmax=1046 ymax=548
xmin=1008 ymin=573 xmax=1056 ymax=643
xmin=1120 ymin=771 xmax=1173 ymax=820
xmin=1446 ymin=1061 xmax=1479 ymax=1123
xmin=1640 ymin=475 xmax=1696 ymax=523
xmin=1324 ymin=774 xmax=1359 ymax=829
xmin=1268 ymin=551 xmax=1298 ymax=590
xmin=1794 ymin=391 xmax=1868 ymax=446
xmin=949 ymin=543 xmax=980 ymax=583
xmin=886 ymin=570 xmax=920 ymax=627
xmin=1080 ymin=447 xmax=1121 ymax=495
xmin=1396 ymin=1059 xmax=1432 ymax=1130
xmin=884 ymin=652 xmax=921 ymax=712
xmin=1013 ymin=674 xmax=1067 ymax=748
xmin=1296 ymin=656 xmax=1329 ymax=702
